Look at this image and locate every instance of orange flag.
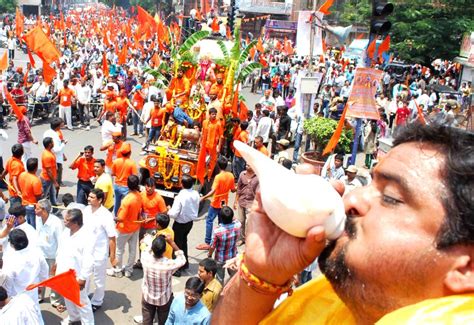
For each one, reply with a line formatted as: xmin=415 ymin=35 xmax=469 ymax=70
xmin=275 ymin=39 xmax=283 ymax=52
xmin=3 ymin=85 xmax=25 ymax=120
xmin=26 ymin=47 xmax=36 ymax=68
xmin=249 ymin=46 xmax=256 ymax=61
xmin=27 ymin=269 xmax=83 ymax=307
xmin=102 ymin=52 xmax=109 ymax=77
xmin=323 ymin=103 xmax=348 ymax=156
xmin=0 ymin=51 xmax=7 ymax=71
xmin=80 ymin=63 xmax=86 ymax=77
xmin=259 ymin=54 xmax=268 ymax=67
xmin=42 ymin=60 xmax=56 ymax=84
xmin=318 ymin=0 xmax=334 ymax=15
xmin=284 ymin=38 xmax=294 ymax=55
xmin=256 ymin=37 xmax=264 ymax=52
xmin=414 ymin=100 xmax=426 ymax=125
xmin=356 ymin=33 xmax=364 ymax=40
xmin=322 ymin=37 xmax=327 ymax=53
xmin=15 ymin=8 xmax=24 ymax=38
xmin=377 ymin=35 xmax=390 ymax=60
xmin=118 ymin=45 xmax=127 ymax=66
xmin=22 ymin=26 xmax=60 ymax=65
xmin=367 ymin=39 xmax=376 ymax=59
xmin=239 ymin=100 xmax=248 ymax=122
xmin=151 ymin=52 xmax=160 ymax=67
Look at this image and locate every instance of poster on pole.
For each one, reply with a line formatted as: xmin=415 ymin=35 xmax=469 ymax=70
xmin=296 ymin=11 xmax=323 ymax=57
xmin=346 ymin=67 xmax=383 ymax=120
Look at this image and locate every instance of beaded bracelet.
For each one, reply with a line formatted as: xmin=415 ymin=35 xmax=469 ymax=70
xmin=239 ymin=253 xmax=294 ymax=296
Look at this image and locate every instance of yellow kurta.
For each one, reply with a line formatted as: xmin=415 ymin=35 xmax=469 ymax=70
xmin=260 ymin=275 xmax=474 ymax=324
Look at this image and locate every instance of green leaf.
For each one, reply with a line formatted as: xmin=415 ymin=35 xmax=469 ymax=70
xmin=178 ymin=31 xmax=210 ymax=56
xmin=230 ymin=27 xmax=241 ymax=61
xmin=238 ymin=40 xmax=257 ymax=65
xmin=237 ymin=62 xmax=262 ymax=83
xmin=217 ymin=40 xmax=230 ymax=61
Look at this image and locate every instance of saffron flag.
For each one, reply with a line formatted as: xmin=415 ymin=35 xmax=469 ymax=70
xmin=15 ymin=8 xmax=24 ymax=38
xmin=118 ymin=45 xmax=127 ymax=66
xmin=27 ymin=269 xmax=83 ymax=307
xmin=23 ymin=26 xmax=60 ymax=65
xmin=318 ymin=0 xmax=334 ymax=15
xmin=151 ymin=52 xmax=160 ymax=68
xmin=284 ymin=38 xmax=294 ymax=55
xmin=323 ymin=103 xmax=349 ymax=156
xmin=345 ymin=68 xmax=383 ymax=120
xmin=27 ymin=47 xmax=36 ymax=68
xmin=377 ymin=35 xmax=390 ymax=60
xmin=239 ymin=100 xmax=248 ymax=122
xmin=42 ymin=60 xmax=56 ymax=85
xmin=211 ymin=18 xmax=220 ymax=33
xmin=102 ymin=52 xmax=109 ymax=77
xmin=0 ymin=51 xmax=7 ymax=71
xmin=256 ymin=37 xmax=264 ymax=53
xmin=414 ymin=100 xmax=426 ymax=125
xmin=3 ymin=85 xmax=24 ymax=120
xmin=232 ymin=87 xmax=239 ymax=117
xmin=367 ymin=39 xmax=376 ymax=59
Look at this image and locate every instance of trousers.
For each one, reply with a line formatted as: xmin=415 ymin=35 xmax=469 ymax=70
xmin=64 ymin=284 xmax=94 ymax=324
xmin=141 ymin=295 xmax=173 ymax=325
xmin=205 ymin=206 xmax=220 ymax=244
xmin=59 ymin=105 xmax=72 ymax=129
xmin=172 ymin=221 xmax=193 ymax=269
xmin=88 ymin=259 xmax=108 ymax=306
xmin=116 ymin=231 xmax=138 ymax=273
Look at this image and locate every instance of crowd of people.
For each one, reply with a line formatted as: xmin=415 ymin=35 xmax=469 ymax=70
xmin=0 ymin=3 xmax=472 ymax=325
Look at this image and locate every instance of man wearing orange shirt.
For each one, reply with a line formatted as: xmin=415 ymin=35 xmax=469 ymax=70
xmin=166 ymin=68 xmax=191 ymax=104
xmin=232 ymin=121 xmax=249 ymax=179
xmin=69 ymin=145 xmax=96 ymax=205
xmin=100 ymin=132 xmax=124 ymax=172
xmin=254 ymin=136 xmax=269 ymax=156
xmin=196 ymin=108 xmax=224 ymax=182
xmin=209 ymin=74 xmax=225 ymax=100
xmin=18 ymin=158 xmax=43 ymax=228
xmin=144 ymin=97 xmax=166 ymax=149
xmin=1 ymin=144 xmax=25 ymax=207
xmin=131 ymin=84 xmax=146 ymax=137
xmin=40 ymin=137 xmax=59 ymax=208
xmin=196 ymin=157 xmax=236 ymax=250
xmin=97 ymin=91 xmax=117 ymax=122
xmin=116 ymin=90 xmax=134 ymax=138
xmin=53 ymin=79 xmax=76 ymax=130
xmin=111 ymin=143 xmax=137 ymax=216
xmin=107 ymin=175 xmax=143 ymax=278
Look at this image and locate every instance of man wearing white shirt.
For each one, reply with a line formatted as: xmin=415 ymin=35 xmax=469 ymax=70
xmin=255 ymin=110 xmax=274 ymax=146
xmin=77 ymin=79 xmax=92 ymax=130
xmin=247 ymin=111 xmax=257 ymax=144
xmin=168 ymin=175 xmax=200 ymax=272
xmin=53 ymin=209 xmax=95 ymax=325
xmin=0 ymin=287 xmax=44 ymax=324
xmin=101 ymin=112 xmax=122 ymax=145
xmin=0 ymin=204 xmax=39 ymax=258
xmin=1 ymin=229 xmax=48 ymax=325
xmin=35 ymin=199 xmax=63 ymax=304
xmin=43 ymin=118 xmax=66 ymax=186
xmin=82 ymin=189 xmax=117 ymax=312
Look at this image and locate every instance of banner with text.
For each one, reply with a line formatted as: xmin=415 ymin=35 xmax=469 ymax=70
xmin=346 ymin=67 xmax=383 ymax=120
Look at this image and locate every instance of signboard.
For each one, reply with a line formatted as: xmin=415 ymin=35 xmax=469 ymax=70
xmin=345 ymin=67 xmax=383 ymax=120
xmin=265 ymin=20 xmax=298 ymax=31
xmin=296 ymin=11 xmax=323 ymax=57
xmin=300 ymin=74 xmax=323 ymax=94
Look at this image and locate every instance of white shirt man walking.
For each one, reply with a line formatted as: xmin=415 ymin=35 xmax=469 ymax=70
xmin=53 ymin=209 xmax=95 ymax=324
xmin=82 ymin=188 xmax=117 ymax=312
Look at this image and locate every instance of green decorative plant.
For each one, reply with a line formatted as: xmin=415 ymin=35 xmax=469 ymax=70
xmin=303 ymin=117 xmax=353 ymax=156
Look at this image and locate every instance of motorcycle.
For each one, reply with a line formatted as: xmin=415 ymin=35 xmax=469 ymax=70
xmin=27 ymin=94 xmax=53 ymax=124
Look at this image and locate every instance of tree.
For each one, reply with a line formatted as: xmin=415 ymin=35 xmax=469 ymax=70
xmin=0 ymin=0 xmax=17 ymax=13
xmin=334 ymin=0 xmax=474 ymax=65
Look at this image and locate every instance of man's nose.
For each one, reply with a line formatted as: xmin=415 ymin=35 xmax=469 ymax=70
xmin=343 ymin=185 xmax=377 ymax=217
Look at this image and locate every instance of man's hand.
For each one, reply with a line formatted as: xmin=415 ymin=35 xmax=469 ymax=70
xmin=243 ymin=190 xmax=327 ymax=286
xmin=32 ymin=139 xmax=38 ymax=145
xmin=77 ymin=278 xmax=86 ymax=290
xmin=6 ymin=216 xmax=15 ymax=230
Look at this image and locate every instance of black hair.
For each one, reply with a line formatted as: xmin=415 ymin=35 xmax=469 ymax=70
xmin=62 ymin=193 xmax=74 ymax=207
xmin=90 ymin=188 xmax=105 ymax=204
xmin=209 ymin=107 xmax=217 ymax=114
xmin=8 ymin=204 xmax=26 ymax=218
xmin=95 ymin=158 xmax=106 ymax=167
xmin=185 ymin=277 xmax=205 ymax=295
xmin=219 ymin=206 xmax=234 ymax=225
xmin=43 ymin=137 xmax=54 ymax=149
xmin=8 ymin=228 xmax=29 ymax=250
xmin=156 ymin=213 xmax=170 ymax=229
xmin=151 ymin=236 xmax=167 ymax=258
xmin=0 ymin=286 xmax=7 ymax=301
xmin=217 ymin=156 xmax=228 ymax=170
xmin=84 ymin=145 xmax=94 ymax=153
xmin=145 ymin=178 xmax=156 ymax=187
xmin=181 ymin=175 xmax=194 ymax=189
xmin=11 ymin=144 xmax=24 ymax=158
xmin=393 ymin=123 xmax=474 ymax=248
xmin=262 ymin=110 xmax=270 ymax=117
xmin=50 ymin=117 xmax=63 ymax=130
xmin=240 ymin=121 xmax=249 ymax=131
xmin=335 ymin=154 xmax=344 ymax=161
xmin=281 ymin=159 xmax=293 ymax=170
xmin=199 ymin=258 xmax=218 ymax=276
xmin=66 ymin=208 xmax=83 ymax=227
xmin=127 ymin=175 xmax=140 ymax=191
xmin=26 ymin=158 xmax=38 ymax=172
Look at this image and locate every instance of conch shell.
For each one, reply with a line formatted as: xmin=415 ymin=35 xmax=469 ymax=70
xmin=234 ymin=141 xmax=346 ymax=239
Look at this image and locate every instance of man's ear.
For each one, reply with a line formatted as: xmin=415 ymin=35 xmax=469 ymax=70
xmin=444 ymin=251 xmax=474 ymax=294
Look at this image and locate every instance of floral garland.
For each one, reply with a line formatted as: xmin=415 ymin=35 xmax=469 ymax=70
xmin=156 ymin=147 xmax=181 ymax=189
xmin=169 ymin=125 xmax=184 ymax=149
